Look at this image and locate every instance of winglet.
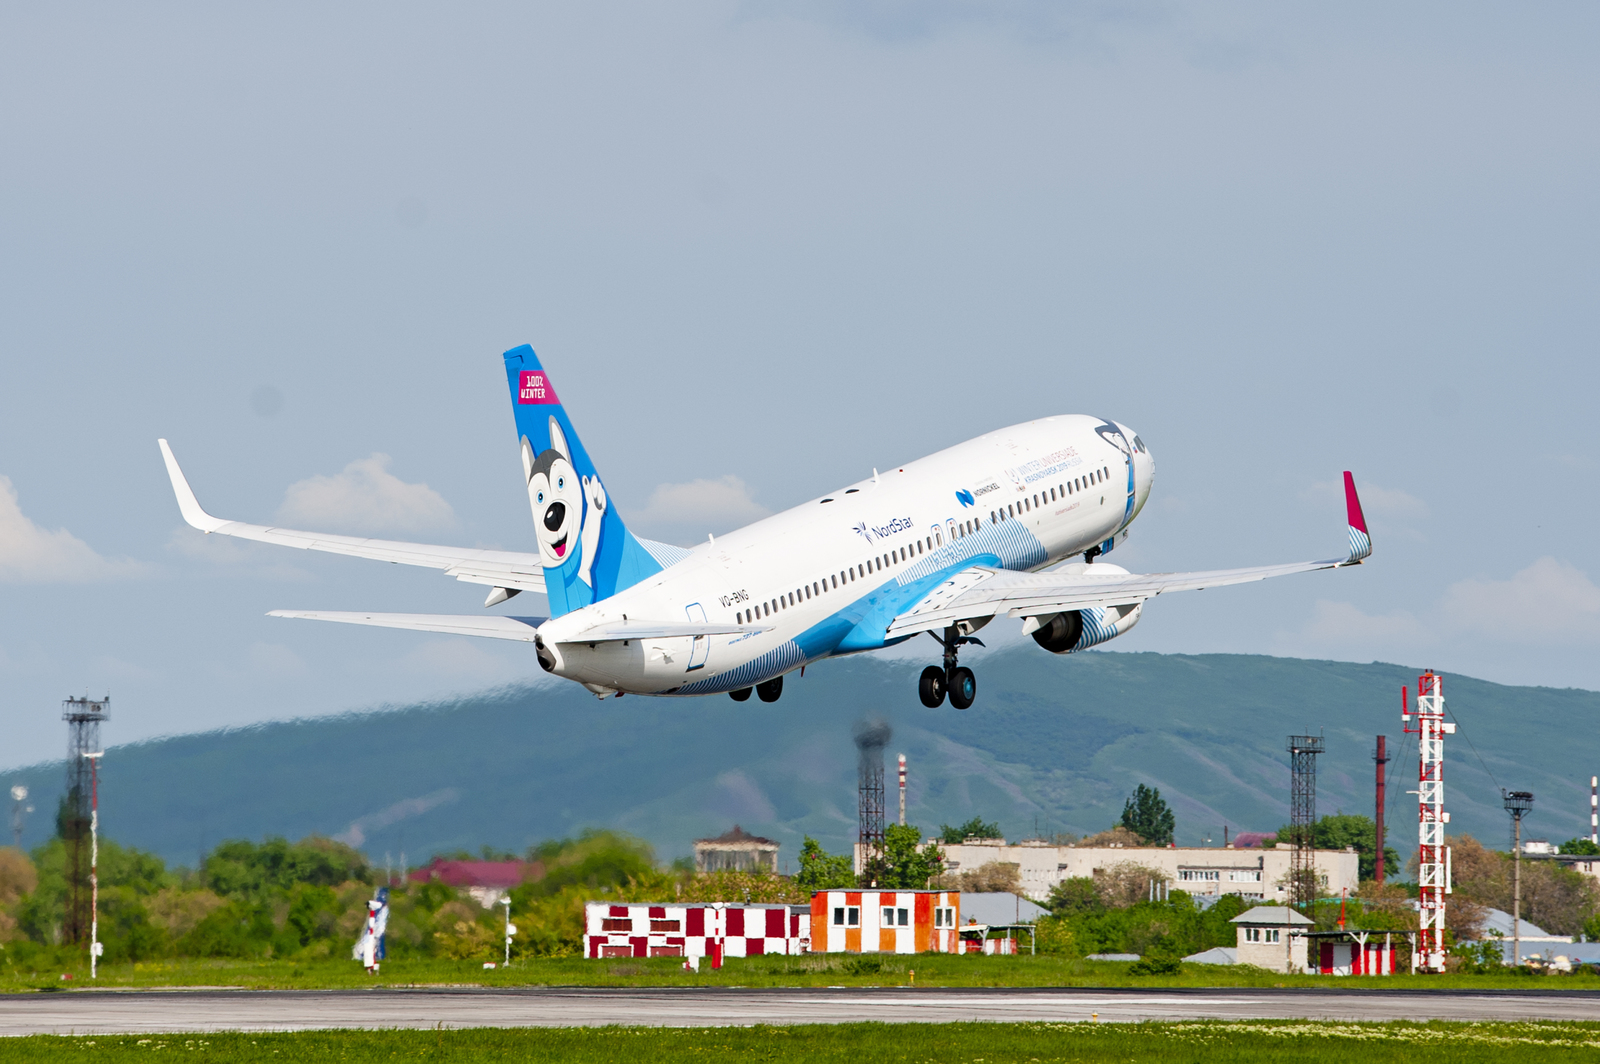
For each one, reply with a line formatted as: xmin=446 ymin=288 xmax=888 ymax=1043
xmin=157 ymin=439 xmax=226 ymax=533
xmin=1343 ymin=471 xmax=1371 ymax=564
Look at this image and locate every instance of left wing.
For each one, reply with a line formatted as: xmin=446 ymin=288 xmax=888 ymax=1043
xmin=887 ymin=471 xmax=1372 ymax=638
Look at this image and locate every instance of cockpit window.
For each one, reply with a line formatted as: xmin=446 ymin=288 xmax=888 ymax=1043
xmin=1133 ymin=436 xmax=1146 ymax=453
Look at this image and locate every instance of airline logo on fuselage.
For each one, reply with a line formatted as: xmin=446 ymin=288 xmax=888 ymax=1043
xmin=854 ymin=516 xmax=914 ymax=543
xmin=518 ymin=371 xmax=559 ymax=405
xmin=955 ymin=490 xmax=975 ymax=507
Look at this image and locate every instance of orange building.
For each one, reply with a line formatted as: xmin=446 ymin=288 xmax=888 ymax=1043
xmin=809 ymin=890 xmax=961 ymax=954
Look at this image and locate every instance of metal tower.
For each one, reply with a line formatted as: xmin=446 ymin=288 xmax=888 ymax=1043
xmin=1503 ymin=789 xmax=1534 ymax=967
xmin=1287 ymin=734 xmax=1324 ymax=911
xmin=1373 ymin=735 xmax=1391 ymax=884
xmin=1403 ymin=672 xmax=1454 ymax=973
xmin=854 ymin=721 xmax=889 ymax=885
xmin=62 ymin=695 xmax=109 ymax=946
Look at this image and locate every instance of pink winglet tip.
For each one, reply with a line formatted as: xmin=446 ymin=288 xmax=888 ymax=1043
xmin=1343 ymin=471 xmax=1368 ymax=534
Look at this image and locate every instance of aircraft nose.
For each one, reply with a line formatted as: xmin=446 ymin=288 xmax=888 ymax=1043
xmin=543 ymin=501 xmax=566 ymax=532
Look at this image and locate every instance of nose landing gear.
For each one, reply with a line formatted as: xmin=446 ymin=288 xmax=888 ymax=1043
xmin=918 ymin=626 xmax=982 ymax=709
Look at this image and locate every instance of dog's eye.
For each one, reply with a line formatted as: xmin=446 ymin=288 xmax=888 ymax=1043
xmin=557 ymin=476 xmax=565 ymax=490
xmin=537 ymin=492 xmax=544 ymax=503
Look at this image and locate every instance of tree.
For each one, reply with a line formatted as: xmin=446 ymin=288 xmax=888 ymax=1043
xmin=1046 ymin=876 xmax=1104 ymax=916
xmin=1120 ymin=785 xmax=1175 ymax=847
xmin=939 ymin=818 xmax=1003 ymax=843
xmin=875 ymin=825 xmax=944 ymax=890
xmin=795 ymin=837 xmax=856 ymax=892
xmin=1274 ymin=813 xmax=1400 ymax=882
xmin=1561 ymin=838 xmax=1600 ymax=857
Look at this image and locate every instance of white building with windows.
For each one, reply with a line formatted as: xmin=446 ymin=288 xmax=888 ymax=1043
xmin=937 ymin=839 xmax=1359 ymax=904
xmin=1233 ymin=906 xmax=1313 ymax=972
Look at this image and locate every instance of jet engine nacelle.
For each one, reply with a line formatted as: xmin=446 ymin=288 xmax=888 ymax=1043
xmin=1025 ymin=564 xmax=1144 ymax=654
xmin=1029 ymin=602 xmax=1143 ymax=653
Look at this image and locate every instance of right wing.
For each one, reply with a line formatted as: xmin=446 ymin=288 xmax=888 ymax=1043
xmin=160 ymin=439 xmax=559 ymax=594
xmin=887 ymin=471 xmax=1373 ymax=638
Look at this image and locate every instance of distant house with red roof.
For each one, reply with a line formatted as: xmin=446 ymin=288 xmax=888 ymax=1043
xmin=1227 ymin=832 xmax=1275 ymax=849
xmin=408 ymin=858 xmax=544 ymax=907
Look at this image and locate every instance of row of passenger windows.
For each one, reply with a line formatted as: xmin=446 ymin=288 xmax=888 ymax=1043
xmin=736 ymin=533 xmax=940 ymax=625
xmin=991 ymin=465 xmax=1111 ymax=525
xmin=735 ymin=463 xmax=1113 ymax=626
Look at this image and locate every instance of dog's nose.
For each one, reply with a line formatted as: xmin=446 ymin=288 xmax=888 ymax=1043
xmin=543 ymin=502 xmax=566 ymax=532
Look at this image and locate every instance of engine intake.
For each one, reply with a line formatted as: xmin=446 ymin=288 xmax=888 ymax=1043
xmin=1031 ymin=611 xmax=1084 ymax=654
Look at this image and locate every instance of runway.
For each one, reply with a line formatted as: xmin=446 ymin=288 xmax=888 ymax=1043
xmin=4 ymin=986 xmax=1599 ymax=1035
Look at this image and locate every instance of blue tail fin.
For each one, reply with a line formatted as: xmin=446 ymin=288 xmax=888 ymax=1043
xmin=503 ymin=345 xmax=664 ymax=617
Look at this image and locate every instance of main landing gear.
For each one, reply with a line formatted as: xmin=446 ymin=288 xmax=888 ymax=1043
xmin=919 ymin=625 xmax=982 ymax=710
xmin=729 ymin=676 xmax=784 ymax=703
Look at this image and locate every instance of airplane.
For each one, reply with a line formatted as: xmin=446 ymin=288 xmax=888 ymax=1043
xmin=159 ymin=344 xmax=1371 ymax=709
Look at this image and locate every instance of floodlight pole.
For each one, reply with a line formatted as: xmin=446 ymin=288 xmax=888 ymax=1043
xmin=502 ymin=896 xmax=513 ymax=967
xmin=84 ymin=752 xmax=104 ymax=979
xmin=1502 ymin=789 xmax=1534 ymax=967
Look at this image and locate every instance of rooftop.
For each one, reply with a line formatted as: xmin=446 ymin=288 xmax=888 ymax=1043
xmin=694 ymin=825 xmax=778 ymax=848
xmin=407 ymin=858 xmax=542 ymax=889
xmin=1231 ymin=905 xmax=1314 ymax=926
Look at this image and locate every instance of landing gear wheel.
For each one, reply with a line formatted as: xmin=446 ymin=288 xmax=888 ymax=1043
xmin=729 ymin=687 xmax=752 ymax=702
xmin=918 ymin=665 xmax=947 ymax=708
xmin=947 ymin=666 xmax=976 ymax=710
xmin=756 ymin=676 xmax=784 ymax=703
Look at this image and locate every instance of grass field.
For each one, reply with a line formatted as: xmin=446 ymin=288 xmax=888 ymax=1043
xmin=3 ymin=952 xmax=1595 ymax=994
xmin=5 ymin=1022 xmax=1600 ymax=1062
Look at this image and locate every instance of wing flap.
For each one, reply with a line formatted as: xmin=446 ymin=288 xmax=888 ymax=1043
xmin=160 ymin=439 xmax=546 ymax=594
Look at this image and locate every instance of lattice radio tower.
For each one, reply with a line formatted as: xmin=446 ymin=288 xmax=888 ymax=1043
xmin=854 ymin=721 xmax=889 ymax=886
xmin=1287 ymin=734 xmax=1324 ymax=911
xmin=62 ymin=695 xmax=109 ymax=945
xmin=1403 ymin=672 xmax=1454 ymax=973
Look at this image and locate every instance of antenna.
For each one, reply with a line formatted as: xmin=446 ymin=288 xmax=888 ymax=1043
xmin=1503 ymin=788 xmax=1534 ymax=968
xmin=854 ymin=721 xmax=889 ymax=886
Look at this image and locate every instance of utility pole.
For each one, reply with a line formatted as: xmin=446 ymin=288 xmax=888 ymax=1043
xmin=501 ymin=895 xmax=515 ymax=967
xmin=85 ymin=752 xmax=104 ymax=979
xmin=1373 ymin=736 xmax=1390 ymax=884
xmin=1503 ymin=789 xmax=1534 ymax=968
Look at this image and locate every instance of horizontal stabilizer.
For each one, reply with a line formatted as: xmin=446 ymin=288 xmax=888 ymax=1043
xmin=268 ymin=611 xmax=546 ymax=641
xmin=558 ymin=622 xmax=768 ymax=643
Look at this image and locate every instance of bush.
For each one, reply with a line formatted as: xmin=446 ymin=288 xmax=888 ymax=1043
xmin=1130 ymin=954 xmax=1183 ymax=975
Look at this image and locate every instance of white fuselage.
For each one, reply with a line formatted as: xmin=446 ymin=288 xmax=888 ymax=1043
xmin=536 ymin=416 xmax=1154 ymax=696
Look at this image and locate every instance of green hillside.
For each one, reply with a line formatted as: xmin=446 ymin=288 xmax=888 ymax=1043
xmin=5 ymin=650 xmax=1594 ymax=867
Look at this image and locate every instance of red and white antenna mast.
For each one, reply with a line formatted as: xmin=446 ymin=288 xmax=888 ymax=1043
xmin=897 ymin=754 xmax=907 ymax=827
xmin=1403 ymin=672 xmax=1455 ymax=973
xmin=1590 ymin=776 xmax=1597 ymax=846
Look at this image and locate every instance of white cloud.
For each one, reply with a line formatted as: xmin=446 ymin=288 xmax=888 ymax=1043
xmin=632 ymin=476 xmax=771 ymax=543
xmin=1300 ymin=480 xmax=1429 ymax=523
xmin=1441 ymin=557 xmax=1600 ymax=643
xmin=275 ymin=454 xmax=455 ymax=535
xmin=1301 ymin=599 xmax=1426 ymax=643
xmin=0 ymin=475 xmax=144 ymax=583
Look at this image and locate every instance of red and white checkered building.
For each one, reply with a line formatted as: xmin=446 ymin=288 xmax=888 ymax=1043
xmin=584 ymin=902 xmax=810 ymax=959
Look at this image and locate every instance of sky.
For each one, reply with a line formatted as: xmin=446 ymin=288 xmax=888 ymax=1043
xmin=1 ymin=2 xmax=1597 ymax=770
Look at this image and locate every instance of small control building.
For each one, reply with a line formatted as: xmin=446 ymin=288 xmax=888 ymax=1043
xmin=1232 ymin=905 xmax=1312 ymax=973
xmin=809 ymin=890 xmax=961 ymax=954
